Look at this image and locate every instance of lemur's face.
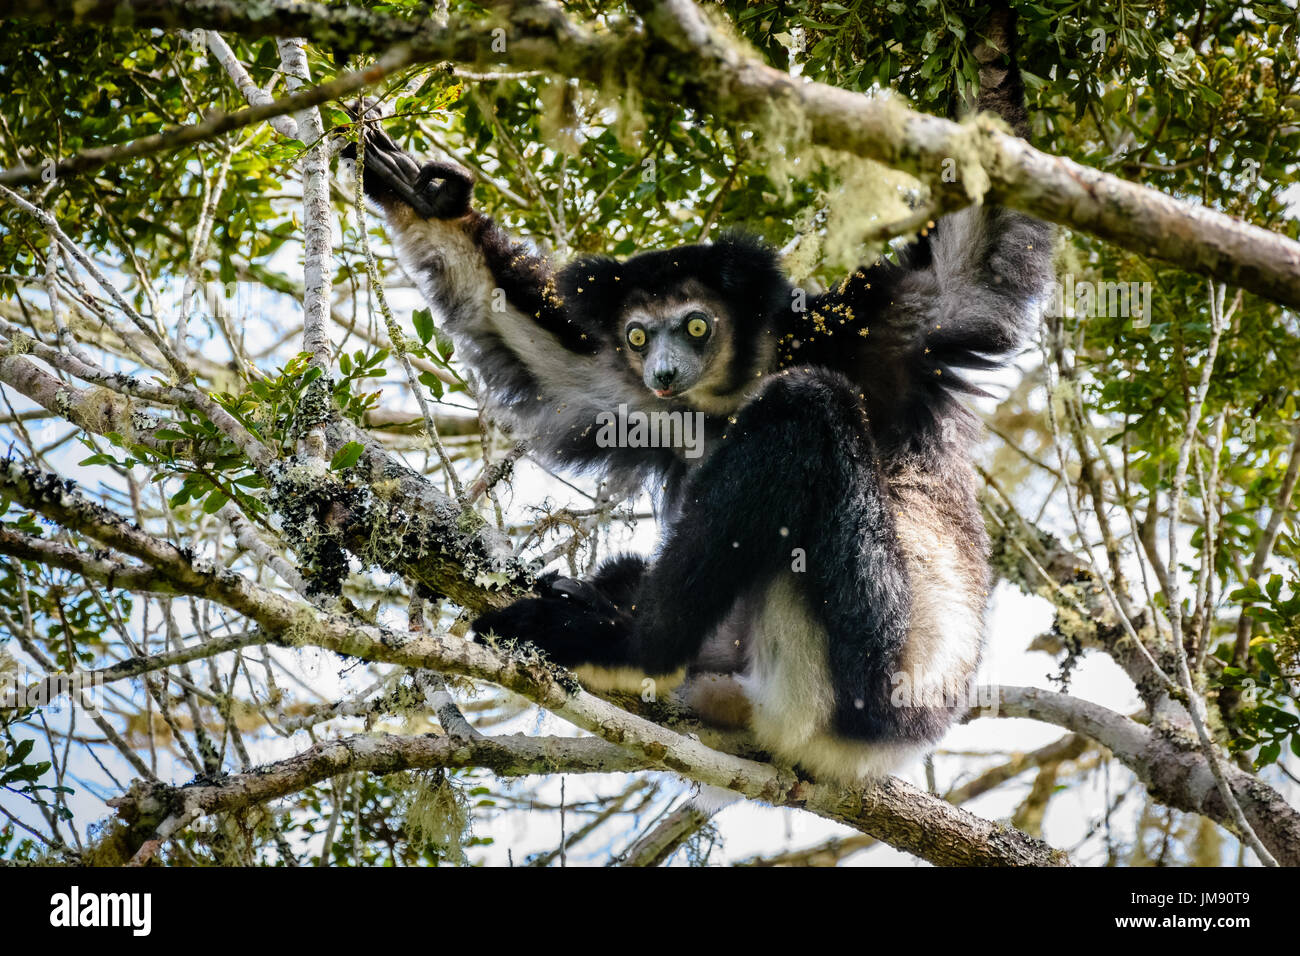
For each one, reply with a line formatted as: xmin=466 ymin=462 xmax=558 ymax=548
xmin=618 ymin=281 xmax=736 ymax=405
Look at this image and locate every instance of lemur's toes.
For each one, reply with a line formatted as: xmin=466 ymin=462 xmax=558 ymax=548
xmin=471 ymin=599 xmax=548 ymax=646
xmin=472 ymin=595 xmax=629 ymax=671
xmin=541 ymin=575 xmax=621 ymax=616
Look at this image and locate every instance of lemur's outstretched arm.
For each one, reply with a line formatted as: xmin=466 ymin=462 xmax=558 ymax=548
xmin=782 ymin=4 xmax=1052 ymax=452
xmin=347 ymin=127 xmax=672 ymax=477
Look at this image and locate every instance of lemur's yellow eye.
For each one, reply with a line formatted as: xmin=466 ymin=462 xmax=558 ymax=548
xmin=687 ymin=315 xmax=710 ymax=338
xmin=627 ymin=326 xmax=647 ymax=348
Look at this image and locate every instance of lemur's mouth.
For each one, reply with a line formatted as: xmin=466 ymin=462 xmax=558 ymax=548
xmin=653 ymin=387 xmax=677 ymax=399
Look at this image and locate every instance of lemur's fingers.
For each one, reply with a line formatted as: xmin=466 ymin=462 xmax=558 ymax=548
xmin=345 ymin=130 xmax=472 ymax=219
xmin=362 ymin=143 xmax=422 ymax=189
xmin=413 ymin=160 xmax=470 ymax=193
xmin=413 ymin=160 xmax=474 ymax=219
xmin=350 ymin=140 xmax=441 ymax=218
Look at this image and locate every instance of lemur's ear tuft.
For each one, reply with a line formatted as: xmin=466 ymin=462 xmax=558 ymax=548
xmin=557 ymin=255 xmax=628 ymax=327
xmin=710 ymin=231 xmax=791 ymax=320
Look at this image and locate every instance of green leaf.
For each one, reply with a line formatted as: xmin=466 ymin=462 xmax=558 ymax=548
xmin=433 ymin=329 xmax=454 ymax=361
xmin=6 ymin=739 xmax=34 ymax=767
xmin=418 ymin=371 xmax=444 ymax=399
xmin=413 ymin=308 xmax=435 ymax=345
xmin=1256 ymin=741 xmax=1281 ymax=769
xmin=330 ymin=441 xmax=365 ymax=471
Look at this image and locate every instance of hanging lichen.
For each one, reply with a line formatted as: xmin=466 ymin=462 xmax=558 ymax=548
xmin=392 ymin=768 xmax=472 ymax=865
xmin=79 ymin=817 xmax=138 ymax=867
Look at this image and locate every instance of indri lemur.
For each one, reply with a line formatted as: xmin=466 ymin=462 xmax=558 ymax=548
xmin=347 ymin=16 xmax=1051 ymax=784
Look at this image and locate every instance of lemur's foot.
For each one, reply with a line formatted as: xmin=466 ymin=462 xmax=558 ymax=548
xmin=472 ymin=571 xmax=631 ymax=668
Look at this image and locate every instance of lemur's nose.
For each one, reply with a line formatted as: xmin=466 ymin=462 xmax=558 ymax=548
xmin=653 ymin=367 xmax=678 ymax=388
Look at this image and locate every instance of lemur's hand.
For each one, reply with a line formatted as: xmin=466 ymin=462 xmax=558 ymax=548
xmin=472 ymin=571 xmax=631 ymax=668
xmin=340 ymin=116 xmax=474 ymax=220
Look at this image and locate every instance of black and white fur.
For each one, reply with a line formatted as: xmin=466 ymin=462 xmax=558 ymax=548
xmin=346 ymin=17 xmax=1052 ymax=784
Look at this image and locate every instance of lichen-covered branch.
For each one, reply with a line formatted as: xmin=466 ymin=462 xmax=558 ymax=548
xmin=277 ymin=36 xmax=337 ymax=464
xmin=5 ymin=0 xmax=1299 ymax=308
xmin=109 ymin=732 xmax=649 ymax=834
xmin=983 ymin=686 xmax=1300 ymax=866
xmin=0 ymin=46 xmax=415 ymax=186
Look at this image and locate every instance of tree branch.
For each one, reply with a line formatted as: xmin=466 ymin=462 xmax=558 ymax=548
xmin=982 ymin=685 xmax=1300 ymax=866
xmin=0 ymin=45 xmax=416 ymax=186
xmin=5 ymin=0 xmax=1298 ymax=308
xmin=107 ymin=731 xmax=650 ymax=843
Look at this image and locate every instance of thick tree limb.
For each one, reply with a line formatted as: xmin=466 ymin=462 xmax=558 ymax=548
xmin=13 ymin=458 xmax=1299 ymax=865
xmin=0 ymin=46 xmax=416 ymax=186
xmin=4 ymin=0 xmax=1299 ymax=308
xmin=983 ymin=686 xmax=1300 ymax=866
xmin=108 ymin=732 xmax=650 ymax=833
xmin=733 ymin=732 xmax=1093 ymax=865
